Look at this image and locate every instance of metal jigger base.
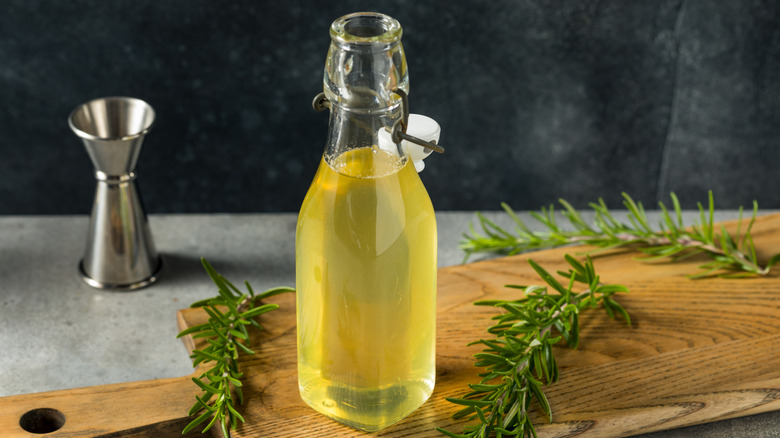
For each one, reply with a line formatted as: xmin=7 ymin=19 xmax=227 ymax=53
xmin=79 ymin=256 xmax=164 ymax=291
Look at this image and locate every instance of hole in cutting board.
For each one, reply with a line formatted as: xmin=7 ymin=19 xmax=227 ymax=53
xmin=19 ymin=408 xmax=66 ymax=434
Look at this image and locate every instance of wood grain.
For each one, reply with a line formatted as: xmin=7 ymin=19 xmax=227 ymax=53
xmin=1 ymin=213 xmax=779 ymax=437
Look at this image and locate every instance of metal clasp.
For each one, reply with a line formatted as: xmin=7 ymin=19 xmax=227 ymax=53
xmin=312 ymin=92 xmax=330 ymax=112
xmin=390 ymin=89 xmax=444 ymax=154
xmin=311 ymin=90 xmax=444 ymax=154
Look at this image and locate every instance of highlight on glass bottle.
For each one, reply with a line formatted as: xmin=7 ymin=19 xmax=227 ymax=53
xmin=295 ymin=12 xmax=439 ymax=432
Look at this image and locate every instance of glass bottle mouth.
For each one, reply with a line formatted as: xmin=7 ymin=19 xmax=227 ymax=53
xmin=330 ymin=12 xmax=402 ymax=50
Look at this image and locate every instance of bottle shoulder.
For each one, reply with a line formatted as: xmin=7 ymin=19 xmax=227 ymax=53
xmin=298 ymin=149 xmax=434 ymax=214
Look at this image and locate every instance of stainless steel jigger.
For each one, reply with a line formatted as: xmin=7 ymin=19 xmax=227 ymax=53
xmin=69 ymin=97 xmax=162 ymax=290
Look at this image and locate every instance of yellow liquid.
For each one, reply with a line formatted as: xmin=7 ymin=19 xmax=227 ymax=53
xmin=296 ymin=147 xmax=437 ymax=431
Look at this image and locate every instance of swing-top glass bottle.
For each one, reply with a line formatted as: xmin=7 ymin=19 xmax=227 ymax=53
xmin=295 ymin=12 xmax=437 ymax=432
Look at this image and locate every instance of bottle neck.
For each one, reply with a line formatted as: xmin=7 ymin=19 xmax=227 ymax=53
xmin=324 ymin=103 xmax=405 ymax=163
xmin=322 ymin=12 xmax=409 ymax=164
xmin=324 ymin=13 xmax=408 ymax=110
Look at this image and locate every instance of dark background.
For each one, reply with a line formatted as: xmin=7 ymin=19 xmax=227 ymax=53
xmin=1 ymin=0 xmax=778 ymax=215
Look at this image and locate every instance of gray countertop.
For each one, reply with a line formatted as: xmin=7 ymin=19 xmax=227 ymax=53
xmin=0 ymin=211 xmax=778 ymax=437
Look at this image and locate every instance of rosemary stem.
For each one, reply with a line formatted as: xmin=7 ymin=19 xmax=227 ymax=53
xmin=441 ymin=257 xmax=631 ymax=437
xmin=567 ymin=230 xmax=763 ymax=273
xmin=462 ymin=192 xmax=780 ymax=277
xmin=178 ymin=259 xmax=294 ymax=437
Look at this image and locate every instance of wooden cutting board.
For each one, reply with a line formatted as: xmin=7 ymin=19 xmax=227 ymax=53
xmin=1 ymin=213 xmax=779 ymax=437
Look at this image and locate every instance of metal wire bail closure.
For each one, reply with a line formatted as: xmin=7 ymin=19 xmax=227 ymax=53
xmin=311 ymin=90 xmax=444 ymax=154
xmin=312 ymin=92 xmax=330 ymax=112
xmin=390 ymin=89 xmax=444 ymax=153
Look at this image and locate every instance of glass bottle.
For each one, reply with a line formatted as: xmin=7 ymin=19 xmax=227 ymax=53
xmin=295 ymin=12 xmax=437 ymax=432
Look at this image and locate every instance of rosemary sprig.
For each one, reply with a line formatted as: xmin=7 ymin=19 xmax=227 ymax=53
xmin=461 ymin=191 xmax=780 ymax=278
xmin=176 ymin=258 xmax=294 ymax=437
xmin=438 ymin=255 xmax=630 ymax=438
